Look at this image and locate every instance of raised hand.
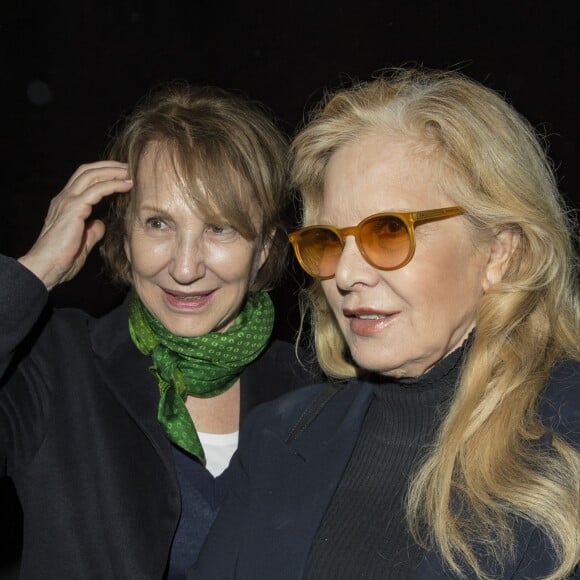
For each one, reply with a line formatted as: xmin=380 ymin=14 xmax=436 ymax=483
xmin=18 ymin=161 xmax=133 ymax=290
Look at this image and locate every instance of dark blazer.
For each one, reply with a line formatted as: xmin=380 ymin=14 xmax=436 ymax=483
xmin=0 ymin=255 xmax=316 ymax=579
xmin=192 ymin=360 xmax=580 ymax=579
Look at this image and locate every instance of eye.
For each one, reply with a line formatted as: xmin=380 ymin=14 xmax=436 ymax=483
xmin=207 ymin=223 xmax=236 ymax=235
xmin=372 ymin=216 xmax=406 ymax=235
xmin=145 ymin=217 xmax=167 ymax=230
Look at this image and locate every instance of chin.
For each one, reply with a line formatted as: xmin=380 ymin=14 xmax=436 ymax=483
xmin=351 ymin=349 xmax=421 ymax=379
xmin=164 ymin=325 xmax=207 ymax=338
xmin=161 ymin=315 xmax=235 ymax=338
xmin=154 ymin=315 xmax=206 ymax=338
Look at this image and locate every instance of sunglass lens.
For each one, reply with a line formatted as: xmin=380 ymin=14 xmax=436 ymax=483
xmin=361 ymin=215 xmax=411 ymax=269
xmin=298 ymin=228 xmax=343 ymax=278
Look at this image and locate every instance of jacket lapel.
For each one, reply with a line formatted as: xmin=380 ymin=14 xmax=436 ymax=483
xmin=89 ymin=299 xmax=175 ymax=475
xmin=236 ymin=382 xmax=374 ymax=579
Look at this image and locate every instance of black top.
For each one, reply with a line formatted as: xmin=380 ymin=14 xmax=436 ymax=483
xmin=304 ymin=345 xmax=463 ymax=579
xmin=190 ymin=356 xmax=579 ymax=579
xmin=166 ymin=446 xmax=229 ymax=580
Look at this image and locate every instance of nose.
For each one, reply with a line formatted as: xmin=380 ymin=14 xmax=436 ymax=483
xmin=168 ymin=234 xmax=206 ymax=285
xmin=333 ymin=236 xmax=379 ymax=290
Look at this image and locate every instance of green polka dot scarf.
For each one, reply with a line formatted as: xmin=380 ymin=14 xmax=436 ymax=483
xmin=128 ymin=289 xmax=275 ymax=462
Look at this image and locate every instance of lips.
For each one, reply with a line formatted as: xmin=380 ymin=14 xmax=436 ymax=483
xmin=343 ymin=308 xmax=399 ymax=336
xmin=163 ymin=288 xmax=216 ymax=310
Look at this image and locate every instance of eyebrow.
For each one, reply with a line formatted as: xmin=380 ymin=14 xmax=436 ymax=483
xmin=137 ymin=203 xmax=164 ymax=212
xmin=135 ymin=202 xmax=178 ymax=218
xmin=135 ymin=202 xmax=231 ymax=227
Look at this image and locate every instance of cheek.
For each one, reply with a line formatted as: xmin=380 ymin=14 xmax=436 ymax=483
xmin=128 ymin=237 xmax=171 ymax=276
xmin=414 ymin=249 xmax=486 ymax=321
xmin=321 ymin=282 xmax=343 ymax=319
xmin=209 ymin=244 xmax=258 ymax=281
xmin=393 ymin=239 xmax=486 ymax=317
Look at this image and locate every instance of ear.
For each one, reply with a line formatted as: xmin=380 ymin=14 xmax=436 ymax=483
xmin=483 ymin=228 xmax=520 ymax=291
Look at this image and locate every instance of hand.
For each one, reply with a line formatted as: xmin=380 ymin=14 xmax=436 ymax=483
xmin=18 ymin=161 xmax=133 ymax=290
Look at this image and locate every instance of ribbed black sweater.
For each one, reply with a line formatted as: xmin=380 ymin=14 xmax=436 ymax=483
xmin=303 ymin=346 xmax=464 ymax=580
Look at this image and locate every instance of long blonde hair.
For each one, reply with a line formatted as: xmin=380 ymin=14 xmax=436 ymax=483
xmin=291 ymin=68 xmax=580 ymax=578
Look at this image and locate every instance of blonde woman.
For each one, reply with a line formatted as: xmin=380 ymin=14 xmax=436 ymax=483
xmin=193 ymin=68 xmax=579 ymax=579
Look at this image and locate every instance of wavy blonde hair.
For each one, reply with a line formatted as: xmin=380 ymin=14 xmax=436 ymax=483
xmin=291 ymin=68 xmax=580 ymax=578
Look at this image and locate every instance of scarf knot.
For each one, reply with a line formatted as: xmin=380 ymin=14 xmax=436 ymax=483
xmin=128 ymin=290 xmax=275 ymax=461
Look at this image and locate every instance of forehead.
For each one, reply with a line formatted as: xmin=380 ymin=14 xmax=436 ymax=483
xmin=135 ymin=145 xmax=186 ymax=196
xmin=133 ymin=143 xmax=259 ymax=224
xmin=321 ymin=134 xmax=453 ymax=222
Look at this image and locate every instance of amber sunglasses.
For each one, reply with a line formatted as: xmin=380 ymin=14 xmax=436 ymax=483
xmin=288 ymin=207 xmax=465 ymax=280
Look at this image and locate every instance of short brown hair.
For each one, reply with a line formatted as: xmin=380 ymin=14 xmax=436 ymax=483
xmin=100 ymin=82 xmax=289 ymax=292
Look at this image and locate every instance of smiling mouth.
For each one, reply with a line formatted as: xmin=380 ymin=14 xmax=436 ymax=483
xmin=168 ymin=293 xmax=209 ymax=301
xmin=165 ymin=289 xmax=213 ymax=299
xmin=163 ymin=289 xmax=215 ymax=308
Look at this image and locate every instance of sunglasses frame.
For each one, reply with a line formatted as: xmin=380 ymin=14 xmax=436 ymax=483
xmin=289 ymin=206 xmax=465 ymax=280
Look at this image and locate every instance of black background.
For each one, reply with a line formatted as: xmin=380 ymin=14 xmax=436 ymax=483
xmin=1 ymin=1 xmax=578 ymax=575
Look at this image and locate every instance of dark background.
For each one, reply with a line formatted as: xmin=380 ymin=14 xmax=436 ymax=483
xmin=1 ymin=1 xmax=578 ymax=575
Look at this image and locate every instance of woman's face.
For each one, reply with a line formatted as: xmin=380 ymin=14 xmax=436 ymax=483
xmin=124 ymin=146 xmax=269 ymax=337
xmin=320 ymin=135 xmax=495 ymax=378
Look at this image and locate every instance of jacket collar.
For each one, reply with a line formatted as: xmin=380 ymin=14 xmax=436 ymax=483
xmin=230 ymin=382 xmax=375 ymax=578
xmin=286 ymin=381 xmax=374 ymax=462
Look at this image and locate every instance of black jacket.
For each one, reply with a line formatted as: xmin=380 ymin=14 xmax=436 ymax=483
xmin=0 ymin=255 xmax=316 ymax=579
xmin=192 ymin=361 xmax=580 ymax=579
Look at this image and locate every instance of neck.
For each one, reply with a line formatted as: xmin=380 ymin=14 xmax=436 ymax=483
xmin=185 ymin=380 xmax=241 ymax=434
